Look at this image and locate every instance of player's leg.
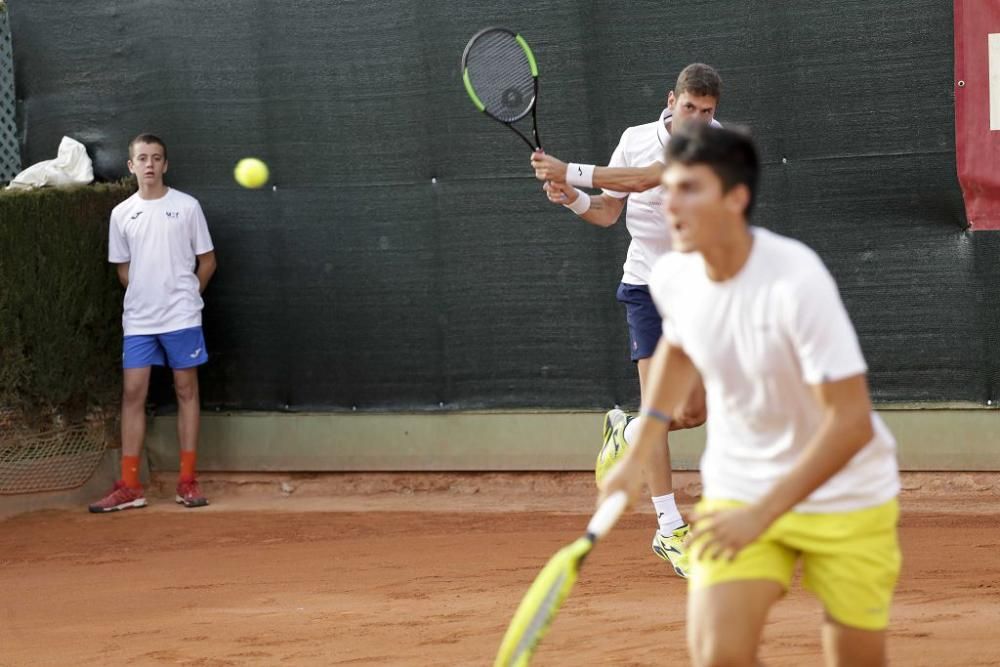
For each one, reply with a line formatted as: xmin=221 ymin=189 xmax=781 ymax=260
xmin=797 ymin=499 xmax=900 ymax=667
xmin=173 ymin=367 xmax=200 ymax=460
xmin=821 ymin=619 xmax=886 ymax=667
xmin=687 ymin=498 xmax=797 ymax=666
xmin=121 ymin=366 xmax=152 ymax=468
xmin=687 ymin=579 xmax=784 ymax=667
xmin=637 ymin=358 xmax=689 ymax=577
xmin=88 ymin=336 xmax=160 ymax=512
xmin=636 ymin=356 xmax=674 ymax=499
xmin=161 ymin=326 xmax=210 ymax=508
xmin=629 ymin=284 xmax=692 ymax=574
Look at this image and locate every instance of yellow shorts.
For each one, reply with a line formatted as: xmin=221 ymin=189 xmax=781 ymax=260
xmin=690 ymin=497 xmax=901 ymax=631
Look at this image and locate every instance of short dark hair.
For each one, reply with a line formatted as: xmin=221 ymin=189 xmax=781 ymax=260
xmin=674 ymin=63 xmax=722 ymax=101
xmin=666 ymin=124 xmax=759 ymax=218
xmin=128 ymin=133 xmax=167 ymax=160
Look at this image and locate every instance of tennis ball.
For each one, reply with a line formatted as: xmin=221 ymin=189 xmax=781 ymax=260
xmin=234 ymin=157 xmax=269 ymax=189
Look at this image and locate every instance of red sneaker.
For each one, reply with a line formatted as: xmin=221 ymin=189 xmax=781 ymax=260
xmin=88 ymin=481 xmax=147 ymax=513
xmin=176 ymin=479 xmax=209 ymax=508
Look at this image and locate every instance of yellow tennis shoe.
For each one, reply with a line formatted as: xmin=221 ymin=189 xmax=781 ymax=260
xmin=595 ymin=409 xmax=631 ymax=486
xmin=652 ymin=525 xmax=690 ymax=579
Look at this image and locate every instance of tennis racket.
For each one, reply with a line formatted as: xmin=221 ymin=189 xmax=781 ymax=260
xmin=461 ymin=27 xmax=542 ymax=151
xmin=493 ymin=491 xmax=628 ymax=667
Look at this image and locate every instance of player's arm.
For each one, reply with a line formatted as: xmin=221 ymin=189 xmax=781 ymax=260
xmin=589 ymin=163 xmax=663 ymax=192
xmin=116 ymin=262 xmax=129 ymax=288
xmin=532 ymin=151 xmax=663 ymax=193
xmin=597 ymin=339 xmax=700 ymax=505
xmin=195 ymin=251 xmax=217 ymax=293
xmin=543 ymin=180 xmax=625 ymax=228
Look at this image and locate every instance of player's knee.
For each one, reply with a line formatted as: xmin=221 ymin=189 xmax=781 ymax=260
xmin=689 ymin=635 xmax=756 ymax=667
xmin=122 ymin=381 xmax=148 ymax=406
xmin=173 ymin=378 xmax=199 ymax=403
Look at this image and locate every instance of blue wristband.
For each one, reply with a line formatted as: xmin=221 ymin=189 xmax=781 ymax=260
xmin=640 ymin=407 xmax=672 ymax=425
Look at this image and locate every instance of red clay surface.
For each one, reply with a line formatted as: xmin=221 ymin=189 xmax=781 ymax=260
xmin=1 ymin=472 xmax=999 ymax=666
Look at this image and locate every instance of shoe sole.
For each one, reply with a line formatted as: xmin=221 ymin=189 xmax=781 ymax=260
xmin=88 ymin=498 xmax=147 ymax=513
xmin=652 ymin=547 xmax=688 ymax=579
xmin=652 ymin=534 xmax=689 ymax=579
xmin=176 ymin=495 xmax=209 ymax=508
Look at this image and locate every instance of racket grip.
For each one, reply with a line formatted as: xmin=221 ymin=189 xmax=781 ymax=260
xmin=586 ymin=491 xmax=628 ymax=541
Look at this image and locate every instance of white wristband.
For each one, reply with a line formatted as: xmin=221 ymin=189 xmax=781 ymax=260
xmin=566 ymin=163 xmax=595 ymax=189
xmin=563 ymin=189 xmax=591 ymax=215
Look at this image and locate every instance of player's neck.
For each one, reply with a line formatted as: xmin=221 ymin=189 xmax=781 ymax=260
xmin=137 ymin=183 xmax=169 ymax=200
xmin=702 ymin=225 xmax=753 ymax=282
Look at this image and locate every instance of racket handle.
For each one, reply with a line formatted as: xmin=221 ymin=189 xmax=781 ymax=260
xmin=586 ymin=491 xmax=628 ymax=541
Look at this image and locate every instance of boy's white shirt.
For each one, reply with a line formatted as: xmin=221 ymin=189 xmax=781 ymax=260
xmin=109 ymin=188 xmax=214 ymax=335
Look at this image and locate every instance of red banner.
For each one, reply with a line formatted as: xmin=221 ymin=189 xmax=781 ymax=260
xmin=955 ymin=1 xmax=1000 ymax=230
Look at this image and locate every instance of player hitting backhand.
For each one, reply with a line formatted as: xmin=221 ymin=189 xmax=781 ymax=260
xmin=600 ymin=124 xmax=901 ymax=666
xmin=530 ymin=64 xmax=724 ymax=577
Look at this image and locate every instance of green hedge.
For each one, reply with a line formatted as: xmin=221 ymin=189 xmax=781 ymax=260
xmin=0 ymin=181 xmax=136 ymax=419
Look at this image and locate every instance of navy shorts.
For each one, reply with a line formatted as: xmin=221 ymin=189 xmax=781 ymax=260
xmin=616 ymin=282 xmax=661 ymax=362
xmin=122 ymin=326 xmax=208 ymax=369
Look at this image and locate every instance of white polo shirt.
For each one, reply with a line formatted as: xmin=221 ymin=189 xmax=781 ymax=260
xmin=604 ymin=109 xmax=723 ymax=285
xmin=108 ymin=188 xmax=214 ymax=336
xmin=649 ymin=227 xmax=900 ymax=513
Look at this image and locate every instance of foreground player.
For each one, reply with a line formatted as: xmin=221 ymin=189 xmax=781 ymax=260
xmin=600 ymin=124 xmax=901 ymax=666
xmin=530 ymin=64 xmax=724 ymax=576
xmin=89 ymin=134 xmax=216 ymax=512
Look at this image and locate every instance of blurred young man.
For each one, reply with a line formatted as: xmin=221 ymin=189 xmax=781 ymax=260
xmin=89 ymin=134 xmax=217 ymax=512
xmin=600 ymin=124 xmax=901 ymax=666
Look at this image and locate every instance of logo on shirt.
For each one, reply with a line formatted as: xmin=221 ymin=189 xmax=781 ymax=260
xmin=129 ymin=211 xmax=143 ymax=220
xmin=577 ymin=165 xmax=583 ymax=176
xmin=166 ymin=211 xmax=180 ymax=218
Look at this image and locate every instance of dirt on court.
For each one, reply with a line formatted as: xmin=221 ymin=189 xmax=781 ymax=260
xmin=1 ymin=472 xmax=999 ymax=666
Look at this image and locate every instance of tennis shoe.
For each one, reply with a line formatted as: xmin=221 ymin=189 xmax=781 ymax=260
xmin=595 ymin=409 xmax=632 ymax=486
xmin=176 ymin=479 xmax=209 ymax=508
xmin=652 ymin=525 xmax=690 ymax=579
xmin=88 ymin=481 xmax=147 ymax=513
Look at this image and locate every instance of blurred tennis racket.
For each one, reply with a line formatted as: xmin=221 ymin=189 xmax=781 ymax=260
xmin=461 ymin=27 xmax=542 ymax=150
xmin=493 ymin=491 xmax=628 ymax=667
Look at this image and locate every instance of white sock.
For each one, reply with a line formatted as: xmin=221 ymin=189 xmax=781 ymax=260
xmin=624 ymin=414 xmax=640 ymax=445
xmin=652 ymin=493 xmax=685 ymax=533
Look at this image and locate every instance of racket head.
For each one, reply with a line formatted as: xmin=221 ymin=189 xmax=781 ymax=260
xmin=493 ymin=536 xmax=592 ymax=667
xmin=461 ymin=26 xmax=539 ymax=124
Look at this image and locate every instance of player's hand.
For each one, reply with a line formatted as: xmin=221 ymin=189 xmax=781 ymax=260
xmin=687 ymin=504 xmax=773 ymax=562
xmin=543 ymin=180 xmax=576 ymax=205
xmin=596 ymin=449 xmax=645 ymax=511
xmin=531 ymin=151 xmax=568 ymax=183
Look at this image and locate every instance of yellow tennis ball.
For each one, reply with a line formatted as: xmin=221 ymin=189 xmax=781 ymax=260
xmin=234 ymin=157 xmax=269 ymax=189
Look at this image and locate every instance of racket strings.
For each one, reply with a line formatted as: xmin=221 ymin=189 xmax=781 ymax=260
xmin=465 ymin=32 xmax=534 ymax=122
xmin=510 ymin=569 xmax=569 ymax=663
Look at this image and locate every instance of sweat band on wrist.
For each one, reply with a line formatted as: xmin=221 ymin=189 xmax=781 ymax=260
xmin=564 ymin=189 xmax=591 ymax=215
xmin=566 ymin=163 xmax=595 ymax=188
xmin=640 ymin=407 xmax=672 ymax=426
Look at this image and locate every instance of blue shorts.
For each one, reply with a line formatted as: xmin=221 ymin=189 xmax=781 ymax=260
xmin=616 ymin=282 xmax=661 ymax=362
xmin=122 ymin=326 xmax=208 ymax=369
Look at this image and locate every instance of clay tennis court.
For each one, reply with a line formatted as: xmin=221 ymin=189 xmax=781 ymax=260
xmin=1 ymin=472 xmax=998 ymax=666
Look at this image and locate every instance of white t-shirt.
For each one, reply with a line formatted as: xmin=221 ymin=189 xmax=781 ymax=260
xmin=108 ymin=188 xmax=214 ymax=335
xmin=649 ymin=227 xmax=899 ymax=513
xmin=604 ymin=109 xmax=723 ymax=285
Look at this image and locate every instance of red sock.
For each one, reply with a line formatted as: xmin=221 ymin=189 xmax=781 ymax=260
xmin=179 ymin=450 xmax=197 ymax=483
xmin=121 ymin=455 xmax=141 ymax=489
